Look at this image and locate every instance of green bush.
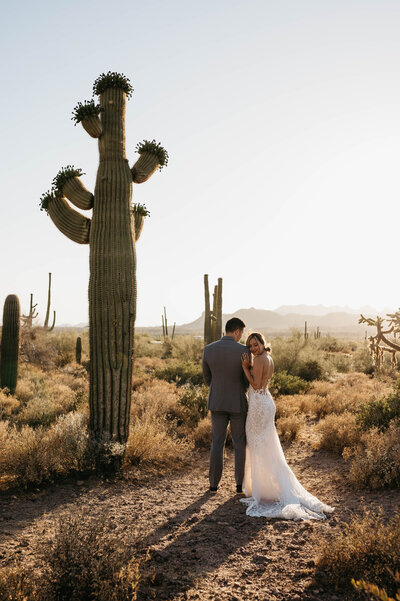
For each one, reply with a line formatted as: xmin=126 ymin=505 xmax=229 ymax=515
xmin=356 ymin=380 xmax=400 ymax=431
xmin=154 ymin=360 xmax=203 ymax=386
xmin=178 ymin=384 xmax=208 ymax=426
xmin=270 ymin=371 xmax=310 ymax=396
xmin=353 ymin=341 xmax=375 ymax=375
xmin=296 ymin=359 xmax=324 ymax=381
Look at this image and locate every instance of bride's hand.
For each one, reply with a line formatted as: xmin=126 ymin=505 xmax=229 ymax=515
xmin=241 ymin=353 xmax=250 ymax=368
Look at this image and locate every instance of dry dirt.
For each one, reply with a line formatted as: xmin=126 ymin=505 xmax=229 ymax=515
xmin=0 ymin=441 xmax=399 ymax=601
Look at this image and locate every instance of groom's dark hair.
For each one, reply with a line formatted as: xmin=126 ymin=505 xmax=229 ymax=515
xmin=225 ymin=317 xmax=246 ymax=333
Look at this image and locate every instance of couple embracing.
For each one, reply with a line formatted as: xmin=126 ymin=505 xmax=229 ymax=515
xmin=202 ymin=317 xmax=334 ymax=520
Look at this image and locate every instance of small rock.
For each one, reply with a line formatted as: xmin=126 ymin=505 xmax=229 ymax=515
xmin=76 ymin=480 xmax=84 ymax=486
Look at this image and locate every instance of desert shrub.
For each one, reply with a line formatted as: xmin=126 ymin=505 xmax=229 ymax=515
xmin=0 ymin=412 xmax=90 ymax=487
xmin=353 ymin=341 xmax=375 ymax=374
xmin=132 ymin=380 xmax=186 ymax=426
xmin=296 ymin=359 xmax=324 ymax=381
xmin=316 ymin=509 xmax=400 ymax=595
xmin=191 ymin=415 xmax=212 ymax=448
xmin=345 ymin=420 xmax=400 ymax=489
xmin=327 ymin=353 xmax=352 ymax=373
xmin=125 ymin=415 xmax=191 ymax=468
xmin=177 ymin=384 xmax=208 ymax=427
xmin=39 ymin=510 xmax=140 ymax=601
xmin=154 ymin=360 xmax=203 ymax=386
xmin=0 ymin=388 xmax=19 ymax=420
xmin=0 ymin=563 xmax=38 ymax=600
xmin=353 ymin=572 xmax=400 ymax=601
xmin=356 ymin=380 xmax=400 ymax=431
xmin=315 ymin=335 xmax=350 ymax=353
xmin=20 ymin=328 xmax=88 ymax=370
xmin=315 ymin=413 xmax=361 ymax=455
xmin=270 ymin=332 xmax=307 ymax=374
xmin=170 ymin=336 xmax=204 ymax=362
xmin=276 ymin=415 xmax=304 ymax=443
xmin=134 ymin=333 xmax=163 ymax=358
xmin=270 ymin=371 xmax=310 ymax=396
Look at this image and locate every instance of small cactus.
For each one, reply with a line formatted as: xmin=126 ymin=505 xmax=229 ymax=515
xmin=76 ymin=336 xmax=82 ymax=364
xmin=204 ymin=275 xmax=223 ymax=344
xmin=0 ymin=295 xmax=20 ymax=394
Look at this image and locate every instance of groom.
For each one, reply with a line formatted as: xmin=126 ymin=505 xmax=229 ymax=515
xmin=202 ymin=317 xmax=250 ymax=493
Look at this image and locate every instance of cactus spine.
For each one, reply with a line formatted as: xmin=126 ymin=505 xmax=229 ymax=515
xmin=40 ymin=72 xmax=167 ymax=468
xmin=0 ymin=295 xmax=20 ymax=394
xmin=76 ymin=336 xmax=82 ymax=364
xmin=204 ymin=275 xmax=223 ymax=344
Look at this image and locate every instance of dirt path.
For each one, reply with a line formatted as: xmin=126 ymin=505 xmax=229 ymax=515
xmin=1 ymin=442 xmax=399 ymax=601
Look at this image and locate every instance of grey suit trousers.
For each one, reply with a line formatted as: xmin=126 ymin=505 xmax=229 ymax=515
xmin=209 ymin=411 xmax=246 ymax=488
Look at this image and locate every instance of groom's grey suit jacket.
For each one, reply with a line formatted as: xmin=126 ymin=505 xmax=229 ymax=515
xmin=202 ymin=336 xmax=250 ymax=413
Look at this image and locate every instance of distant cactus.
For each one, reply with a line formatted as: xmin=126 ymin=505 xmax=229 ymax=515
xmin=204 ymin=275 xmax=223 ymax=344
xmin=76 ymin=336 xmax=82 ymax=364
xmin=304 ymin=321 xmax=308 ymax=340
xmin=21 ymin=293 xmax=38 ymax=329
xmin=40 ymin=71 xmax=167 ymax=470
xmin=0 ymin=295 xmax=20 ymax=394
xmin=359 ymin=309 xmax=400 ymax=369
xmin=44 ymin=272 xmax=56 ymax=331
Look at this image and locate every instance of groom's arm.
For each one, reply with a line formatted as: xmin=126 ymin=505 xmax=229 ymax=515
xmin=202 ymin=351 xmax=212 ymax=386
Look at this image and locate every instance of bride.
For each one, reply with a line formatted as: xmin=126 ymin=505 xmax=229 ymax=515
xmin=240 ymin=332 xmax=334 ymax=520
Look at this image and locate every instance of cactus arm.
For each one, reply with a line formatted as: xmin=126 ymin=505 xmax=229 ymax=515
xmin=0 ymin=295 xmax=20 ymax=394
xmin=131 ymin=153 xmax=160 ymax=183
xmin=81 ymin=115 xmax=103 ymax=138
xmin=131 ymin=140 xmax=168 ymax=184
xmin=47 ymin=196 xmax=90 ymax=244
xmin=62 ymin=177 xmax=94 ymax=210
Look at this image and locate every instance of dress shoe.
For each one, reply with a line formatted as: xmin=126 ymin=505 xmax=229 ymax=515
xmin=236 ymin=484 xmax=243 ymax=494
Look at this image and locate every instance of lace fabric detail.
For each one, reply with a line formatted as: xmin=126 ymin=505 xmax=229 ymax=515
xmin=241 ymin=387 xmax=334 ymax=521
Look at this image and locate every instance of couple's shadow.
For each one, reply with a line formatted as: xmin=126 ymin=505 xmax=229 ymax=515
xmin=137 ymin=490 xmax=267 ymax=600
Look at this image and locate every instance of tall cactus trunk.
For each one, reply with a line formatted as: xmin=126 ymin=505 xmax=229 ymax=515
xmin=210 ymin=285 xmax=217 ymax=342
xmin=89 ymin=87 xmax=136 ymax=463
xmin=0 ymin=295 xmax=20 ymax=394
xmin=204 ymin=274 xmax=211 ymax=344
xmin=216 ymin=277 xmax=222 ymax=340
xmin=44 ymin=273 xmax=52 ymax=328
xmin=76 ymin=336 xmax=82 ymax=364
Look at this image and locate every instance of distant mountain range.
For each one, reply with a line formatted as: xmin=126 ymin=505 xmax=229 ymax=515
xmin=136 ymin=304 xmax=389 ymax=337
xmin=57 ymin=304 xmax=392 ymax=337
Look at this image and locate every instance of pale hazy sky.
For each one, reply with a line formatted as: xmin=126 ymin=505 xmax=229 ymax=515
xmin=1 ymin=0 xmax=399 ymax=326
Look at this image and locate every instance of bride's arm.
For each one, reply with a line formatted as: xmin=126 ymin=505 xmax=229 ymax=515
xmin=241 ymin=354 xmax=264 ymax=390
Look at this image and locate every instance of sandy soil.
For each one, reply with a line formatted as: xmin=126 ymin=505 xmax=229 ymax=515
xmin=0 ymin=441 xmax=399 ymax=601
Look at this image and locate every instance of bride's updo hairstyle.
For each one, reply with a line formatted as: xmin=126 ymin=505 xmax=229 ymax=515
xmin=245 ymin=332 xmax=271 ymax=353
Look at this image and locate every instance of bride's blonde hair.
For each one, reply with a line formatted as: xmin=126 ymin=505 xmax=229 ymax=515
xmin=245 ymin=332 xmax=271 ymax=353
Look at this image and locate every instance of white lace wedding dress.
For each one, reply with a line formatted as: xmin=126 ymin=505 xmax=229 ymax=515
xmin=241 ymin=382 xmax=334 ymax=521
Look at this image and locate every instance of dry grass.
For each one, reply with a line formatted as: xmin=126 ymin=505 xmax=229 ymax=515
xmin=314 ymin=412 xmax=362 ymax=455
xmin=345 ymin=421 xmax=400 ymax=489
xmin=316 ymin=509 xmax=400 ymax=595
xmin=127 ymin=380 xmax=193 ymax=469
xmin=0 ymin=509 xmax=141 ymax=600
xmin=276 ymin=414 xmax=304 ymax=443
xmin=191 ymin=414 xmax=212 ymax=449
xmin=0 ymin=412 xmax=89 ymax=487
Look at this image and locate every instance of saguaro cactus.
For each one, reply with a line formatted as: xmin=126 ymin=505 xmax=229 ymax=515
xmin=203 ymin=275 xmax=223 ymax=344
xmin=21 ymin=293 xmax=38 ymax=329
xmin=0 ymin=295 xmax=20 ymax=394
xmin=76 ymin=336 xmax=82 ymax=364
xmin=40 ymin=72 xmax=168 ymax=468
xmin=44 ymin=272 xmax=56 ymax=331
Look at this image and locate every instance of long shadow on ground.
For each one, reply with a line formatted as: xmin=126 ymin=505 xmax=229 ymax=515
xmin=137 ymin=493 xmax=266 ymax=600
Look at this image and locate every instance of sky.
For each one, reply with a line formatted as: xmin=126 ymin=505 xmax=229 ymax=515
xmin=1 ymin=0 xmax=399 ymax=327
